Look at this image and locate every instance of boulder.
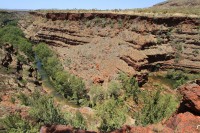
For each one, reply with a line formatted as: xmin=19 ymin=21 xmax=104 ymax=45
xmin=93 ymin=77 xmax=104 ymax=84
xmin=178 ymin=83 xmax=200 ymax=114
xmin=165 ymin=112 xmax=200 ymax=133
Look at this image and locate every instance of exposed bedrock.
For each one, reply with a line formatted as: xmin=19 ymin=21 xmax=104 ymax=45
xmin=164 ymin=82 xmax=200 ymax=133
xmin=177 ymin=82 xmax=200 ymax=115
xmin=30 ymin=12 xmax=200 ymax=26
xmin=37 ymin=34 xmax=88 ymax=46
xmin=165 ymin=112 xmax=200 ymax=133
xmin=21 ymin=12 xmax=200 ymax=86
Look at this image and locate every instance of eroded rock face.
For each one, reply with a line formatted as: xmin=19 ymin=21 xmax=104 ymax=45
xmin=178 ymin=82 xmax=200 ymax=115
xmin=20 ymin=12 xmax=200 ymax=87
xmin=21 ymin=11 xmax=200 ymax=133
xmin=165 ymin=82 xmax=200 ymax=133
xmin=165 ymin=112 xmax=200 ymax=133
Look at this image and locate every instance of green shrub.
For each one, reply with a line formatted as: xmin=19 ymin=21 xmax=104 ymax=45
xmin=0 ymin=113 xmax=38 ymax=133
xmin=118 ymin=19 xmax=123 ymax=28
xmin=17 ymin=54 xmax=27 ymax=64
xmin=110 ymin=21 xmax=114 ymax=28
xmin=0 ymin=19 xmax=34 ymax=59
xmin=174 ymin=53 xmax=181 ymax=63
xmin=10 ymin=96 xmax=15 ymax=104
xmin=107 ymin=81 xmax=122 ymax=99
xmin=34 ymin=43 xmax=53 ymax=64
xmin=18 ymin=92 xmax=30 ymax=106
xmin=96 ymin=98 xmax=127 ymax=132
xmin=135 ymin=90 xmax=179 ymax=126
xmin=28 ymin=91 xmax=67 ymax=125
xmin=101 ymin=18 xmax=107 ymax=28
xmin=119 ymin=72 xmax=140 ymax=104
xmin=44 ymin=56 xmax=62 ymax=77
xmin=71 ymin=111 xmax=86 ymax=130
xmin=88 ymin=85 xmax=105 ymax=107
xmin=17 ymin=90 xmax=67 ymax=125
xmin=0 ymin=12 xmax=17 ymax=26
xmin=174 ymin=43 xmax=183 ymax=52
xmin=68 ymin=75 xmax=86 ymax=104
xmin=54 ymin=71 xmax=86 ymax=105
xmin=86 ymin=21 xmax=91 ymax=27
xmin=16 ymin=90 xmax=88 ymax=130
xmin=165 ymin=69 xmax=189 ymax=89
xmin=157 ymin=37 xmax=163 ymax=44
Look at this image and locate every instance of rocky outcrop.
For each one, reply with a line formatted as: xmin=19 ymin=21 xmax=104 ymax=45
xmin=165 ymin=82 xmax=200 ymax=132
xmin=178 ymin=82 xmax=200 ymax=115
xmin=31 ymin=12 xmax=200 ymax=25
xmin=20 ymin=11 xmax=200 ymax=87
xmin=113 ymin=82 xmax=200 ymax=133
xmin=165 ymin=112 xmax=200 ymax=133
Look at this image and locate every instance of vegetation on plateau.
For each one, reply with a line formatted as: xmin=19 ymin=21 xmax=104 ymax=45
xmin=133 ymin=7 xmax=200 ymax=16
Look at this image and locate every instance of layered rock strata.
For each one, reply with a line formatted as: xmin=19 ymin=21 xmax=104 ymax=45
xmin=20 ymin=12 xmax=200 ymax=86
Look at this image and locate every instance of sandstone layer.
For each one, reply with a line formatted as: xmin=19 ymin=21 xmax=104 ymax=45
xmin=20 ymin=12 xmax=200 ymax=87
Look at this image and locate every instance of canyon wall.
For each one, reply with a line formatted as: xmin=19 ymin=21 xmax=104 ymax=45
xmin=20 ymin=12 xmax=200 ymax=86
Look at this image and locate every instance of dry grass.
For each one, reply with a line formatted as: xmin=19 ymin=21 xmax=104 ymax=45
xmin=135 ymin=7 xmax=200 ymax=16
xmin=35 ymin=6 xmax=200 ymax=18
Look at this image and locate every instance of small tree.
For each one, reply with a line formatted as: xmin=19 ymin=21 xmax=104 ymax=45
xmin=28 ymin=91 xmax=67 ymax=125
xmin=44 ymin=56 xmax=62 ymax=77
xmin=0 ymin=113 xmax=38 ymax=133
xmin=34 ymin=43 xmax=53 ymax=64
xmin=54 ymin=71 xmax=71 ymax=96
xmin=107 ymin=81 xmax=122 ymax=99
xmin=166 ymin=69 xmax=189 ymax=89
xmin=119 ymin=72 xmax=140 ymax=104
xmin=96 ymin=98 xmax=127 ymax=132
xmin=69 ymin=75 xmax=86 ymax=105
xmin=88 ymin=85 xmax=105 ymax=107
xmin=135 ymin=90 xmax=179 ymax=126
xmin=71 ymin=111 xmax=86 ymax=130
